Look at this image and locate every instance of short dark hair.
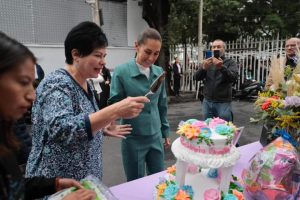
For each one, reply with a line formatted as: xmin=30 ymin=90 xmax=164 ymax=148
xmin=64 ymin=21 xmax=108 ymax=64
xmin=137 ymin=28 xmax=162 ymax=45
xmin=0 ymin=31 xmax=36 ymax=75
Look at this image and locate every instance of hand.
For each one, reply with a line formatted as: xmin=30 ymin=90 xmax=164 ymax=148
xmin=203 ymin=58 xmax=212 ymax=70
xmin=104 ymin=121 xmax=132 ymax=139
xmin=212 ymin=57 xmax=223 ymax=69
xmin=164 ymin=138 xmax=171 ymax=149
xmin=57 ymin=178 xmax=83 ymax=191
xmin=116 ymin=96 xmax=150 ymax=119
xmin=105 ymin=80 xmax=110 ymax=85
xmin=63 ymin=189 xmax=96 ymax=200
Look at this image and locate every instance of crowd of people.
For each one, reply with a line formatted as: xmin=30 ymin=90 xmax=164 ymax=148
xmin=0 ymin=20 xmax=299 ymax=199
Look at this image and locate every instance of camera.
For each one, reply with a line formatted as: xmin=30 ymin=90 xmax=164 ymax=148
xmin=213 ymin=50 xmax=220 ymax=59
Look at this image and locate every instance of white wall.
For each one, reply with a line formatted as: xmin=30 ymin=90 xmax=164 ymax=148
xmin=127 ymin=0 xmax=148 ymax=46
xmin=28 ymin=45 xmax=65 ymax=75
xmin=106 ymin=46 xmax=136 ymax=70
xmin=28 ymin=45 xmax=135 ymax=74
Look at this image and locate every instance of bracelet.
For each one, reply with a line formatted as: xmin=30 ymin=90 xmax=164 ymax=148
xmin=55 ymin=177 xmax=61 ymax=191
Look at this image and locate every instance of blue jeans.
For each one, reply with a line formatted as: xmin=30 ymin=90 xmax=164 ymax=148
xmin=202 ymin=98 xmax=233 ymax=121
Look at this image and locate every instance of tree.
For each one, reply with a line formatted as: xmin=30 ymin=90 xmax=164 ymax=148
xmin=167 ymin=0 xmax=300 ymax=45
xmin=202 ymin=0 xmax=243 ymax=42
xmin=167 ymin=0 xmax=199 ymax=46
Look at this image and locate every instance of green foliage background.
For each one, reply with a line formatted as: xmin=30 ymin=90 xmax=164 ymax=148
xmin=167 ymin=0 xmax=300 ymax=45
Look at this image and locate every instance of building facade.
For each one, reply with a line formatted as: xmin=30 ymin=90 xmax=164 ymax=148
xmin=0 ymin=0 xmax=148 ymax=73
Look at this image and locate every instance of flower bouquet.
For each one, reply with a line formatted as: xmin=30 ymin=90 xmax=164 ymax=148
xmin=251 ymin=54 xmax=300 ymax=150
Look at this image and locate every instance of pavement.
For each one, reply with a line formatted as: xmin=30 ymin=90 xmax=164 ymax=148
xmin=102 ymin=92 xmax=262 ymax=187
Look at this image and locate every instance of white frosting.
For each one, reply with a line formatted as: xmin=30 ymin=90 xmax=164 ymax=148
xmin=172 ymin=138 xmax=240 ymax=168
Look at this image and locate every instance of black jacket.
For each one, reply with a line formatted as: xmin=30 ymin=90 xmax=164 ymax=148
xmin=194 ymin=57 xmax=238 ymax=102
xmin=0 ymin=149 xmax=56 ymax=200
xmin=172 ymin=63 xmax=182 ymax=77
xmin=0 ymin=119 xmax=56 ymax=200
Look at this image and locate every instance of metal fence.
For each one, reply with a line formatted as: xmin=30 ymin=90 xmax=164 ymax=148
xmin=170 ymin=37 xmax=286 ymax=96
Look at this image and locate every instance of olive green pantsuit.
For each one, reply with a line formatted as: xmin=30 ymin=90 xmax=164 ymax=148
xmin=108 ymin=59 xmax=170 ymax=181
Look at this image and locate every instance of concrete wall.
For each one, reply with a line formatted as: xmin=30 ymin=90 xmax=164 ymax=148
xmin=28 ymin=45 xmax=135 ymax=74
xmin=127 ymin=0 xmax=148 ymax=46
xmin=2 ymin=0 xmax=148 ymax=74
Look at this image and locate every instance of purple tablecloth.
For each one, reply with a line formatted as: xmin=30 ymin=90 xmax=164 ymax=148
xmin=110 ymin=141 xmax=262 ymax=200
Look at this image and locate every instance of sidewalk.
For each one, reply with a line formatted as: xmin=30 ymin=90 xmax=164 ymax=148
xmin=168 ymin=91 xmax=198 ymax=104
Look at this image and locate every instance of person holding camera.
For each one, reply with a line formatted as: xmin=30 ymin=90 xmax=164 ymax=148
xmin=194 ymin=39 xmax=238 ymax=121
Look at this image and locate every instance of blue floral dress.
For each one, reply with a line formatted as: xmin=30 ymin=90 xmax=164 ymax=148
xmin=26 ymin=69 xmax=103 ymax=180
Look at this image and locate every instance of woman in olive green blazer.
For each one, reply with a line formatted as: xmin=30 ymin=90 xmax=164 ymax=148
xmin=108 ymin=28 xmax=170 ymax=181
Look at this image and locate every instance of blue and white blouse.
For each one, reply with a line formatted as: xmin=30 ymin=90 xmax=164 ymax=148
xmin=26 ymin=69 xmax=103 ymax=180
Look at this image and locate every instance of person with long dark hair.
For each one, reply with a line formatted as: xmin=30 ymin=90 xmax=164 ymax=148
xmin=0 ymin=32 xmax=96 ymax=200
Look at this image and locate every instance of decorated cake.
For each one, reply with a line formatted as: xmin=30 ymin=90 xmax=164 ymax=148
xmin=172 ymin=118 xmax=241 ymax=169
xmin=176 ymin=118 xmax=237 ymax=156
xmin=154 ymin=166 xmax=245 ymax=200
xmin=156 ymin=118 xmax=242 ymax=199
xmin=154 ymin=166 xmax=194 ymax=200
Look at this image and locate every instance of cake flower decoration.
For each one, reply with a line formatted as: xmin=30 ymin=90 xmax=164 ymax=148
xmin=163 ymin=184 xmax=179 ymax=199
xmin=155 ymin=178 xmax=194 ymax=200
xmin=223 ymin=194 xmax=238 ymax=200
xmin=232 ymin=189 xmax=244 ymax=200
xmin=200 ymin=127 xmax=212 ymax=138
xmin=185 ymin=119 xmax=198 ymax=124
xmin=203 ymin=188 xmax=220 ymax=200
xmin=156 ymin=182 xmax=167 ymax=197
xmin=166 ymin=165 xmax=176 ymax=176
xmin=174 ymin=190 xmax=190 ymax=200
xmin=176 ymin=124 xmax=200 ymax=140
xmin=215 ymin=124 xmax=234 ymax=136
xmin=181 ymin=185 xmax=194 ymax=197
xmin=208 ymin=117 xmax=226 ymax=129
xmin=192 ymin=120 xmax=208 ymax=129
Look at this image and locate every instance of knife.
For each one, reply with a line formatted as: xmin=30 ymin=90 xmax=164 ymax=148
xmin=145 ymin=72 xmax=166 ymax=97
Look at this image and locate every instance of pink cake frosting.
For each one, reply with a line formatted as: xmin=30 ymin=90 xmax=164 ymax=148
xmin=176 ymin=118 xmax=238 ymax=156
xmin=204 ymin=188 xmax=221 ymax=200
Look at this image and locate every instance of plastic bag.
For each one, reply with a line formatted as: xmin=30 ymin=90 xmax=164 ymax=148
xmin=242 ymin=137 xmax=300 ymax=200
xmin=48 ymin=175 xmax=118 ymax=200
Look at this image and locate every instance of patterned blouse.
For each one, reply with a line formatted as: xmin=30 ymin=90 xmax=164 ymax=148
xmin=26 ymin=69 xmax=103 ymax=181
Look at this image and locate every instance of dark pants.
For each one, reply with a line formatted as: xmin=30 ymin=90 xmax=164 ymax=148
xmin=121 ymin=133 xmax=164 ymax=181
xmin=173 ymin=75 xmax=181 ymax=96
xmin=202 ymin=98 xmax=233 ymax=121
